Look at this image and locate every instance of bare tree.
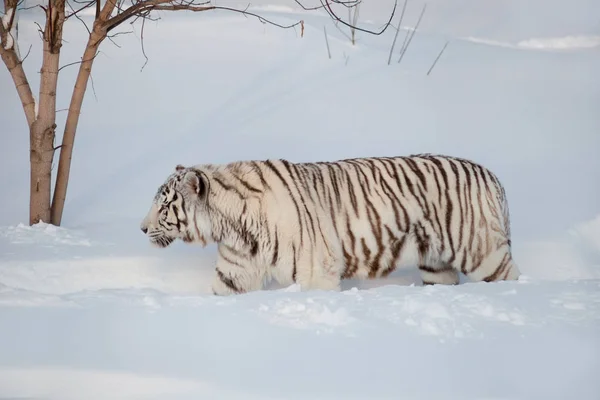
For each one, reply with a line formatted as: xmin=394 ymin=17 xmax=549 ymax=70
xmin=0 ymin=0 xmax=397 ymax=226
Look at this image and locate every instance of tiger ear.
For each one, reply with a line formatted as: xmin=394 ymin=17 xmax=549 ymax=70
xmin=175 ymin=164 xmax=186 ymax=172
xmin=183 ymin=169 xmax=207 ymax=198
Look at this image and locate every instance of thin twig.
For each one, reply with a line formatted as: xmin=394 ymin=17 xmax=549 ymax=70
xmin=387 ymin=0 xmax=407 ymax=65
xmin=397 ymin=2 xmax=426 ymax=65
xmin=65 ymin=0 xmax=95 ymax=21
xmin=106 ymin=28 xmax=134 ymax=47
xmin=427 ymin=40 xmax=449 ymax=76
xmin=350 ymin=0 xmax=359 ymax=44
xmin=58 ymin=51 xmax=100 ymax=72
xmin=396 ymin=2 xmax=417 ymax=63
xmin=109 ymin=29 xmax=135 ymax=38
xmin=107 ymin=35 xmax=122 ymax=48
xmin=106 ymin=2 xmax=305 ymax=33
xmin=18 ymin=3 xmax=43 ymax=11
xmin=323 ymin=25 xmax=331 ymax=59
xmin=33 ymin=21 xmax=44 ymax=42
xmin=66 ymin=1 xmax=92 ymax=35
xmin=89 ymin=70 xmax=98 ymax=101
xmin=139 ymin=14 xmax=149 ymax=71
xmin=314 ymin=0 xmax=397 ymax=36
xmin=293 ymin=0 xmax=361 ymax=12
xmin=20 ymin=43 xmax=33 ymax=64
xmin=330 ymin=0 xmax=361 ymax=44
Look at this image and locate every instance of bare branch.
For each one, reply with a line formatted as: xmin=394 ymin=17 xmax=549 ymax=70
xmin=106 ymin=34 xmax=122 ymax=48
xmin=174 ymin=4 xmax=303 ymax=29
xmin=0 ymin=4 xmax=36 ymax=127
xmin=105 ymin=1 xmax=306 ymax=34
xmin=58 ymin=50 xmax=100 ymax=72
xmin=330 ymin=0 xmax=360 ymax=45
xmin=105 ymin=0 xmax=212 ymax=32
xmin=293 ymin=0 xmax=361 ymax=12
xmin=109 ymin=29 xmax=135 ymax=38
xmin=34 ymin=21 xmax=44 ymax=36
xmin=301 ymin=0 xmax=396 ymax=36
xmin=65 ymin=0 xmax=95 ymax=20
xmin=20 ymin=43 xmax=32 ymax=63
xmin=18 ymin=3 xmax=43 ymax=11
xmin=102 ymin=0 xmax=382 ymax=36
xmin=66 ymin=1 xmax=92 ymax=35
xmin=105 ymin=28 xmax=135 ymax=49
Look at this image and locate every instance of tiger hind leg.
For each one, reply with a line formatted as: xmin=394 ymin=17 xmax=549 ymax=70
xmin=418 ymin=264 xmax=459 ymax=286
xmin=466 ymin=245 xmax=521 ymax=283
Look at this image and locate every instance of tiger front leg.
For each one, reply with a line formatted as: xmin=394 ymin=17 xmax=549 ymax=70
xmin=293 ymin=246 xmax=343 ymax=292
xmin=211 ymin=247 xmax=267 ymax=296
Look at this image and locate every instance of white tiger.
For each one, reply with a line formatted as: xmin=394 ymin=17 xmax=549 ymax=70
xmin=140 ymin=154 xmax=520 ymax=295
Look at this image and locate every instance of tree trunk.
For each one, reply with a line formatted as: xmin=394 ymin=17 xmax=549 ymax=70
xmin=29 ymin=36 xmax=60 ymax=224
xmin=29 ymin=122 xmax=56 ymax=224
xmin=51 ymin=25 xmax=106 ymax=226
xmin=28 ymin=0 xmax=65 ymax=224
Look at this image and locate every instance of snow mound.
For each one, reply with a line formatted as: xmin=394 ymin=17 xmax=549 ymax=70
xmin=464 ymin=36 xmax=515 ymax=48
xmin=464 ymin=34 xmax=600 ymax=50
xmin=516 ymin=214 xmax=600 ymax=281
xmin=570 ymin=214 xmax=600 ymax=254
xmin=0 ymin=222 xmax=93 ymax=247
xmin=518 ymin=35 xmax=600 ymax=49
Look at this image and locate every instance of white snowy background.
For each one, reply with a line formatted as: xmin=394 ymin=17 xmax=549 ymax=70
xmin=0 ymin=0 xmax=599 ymax=399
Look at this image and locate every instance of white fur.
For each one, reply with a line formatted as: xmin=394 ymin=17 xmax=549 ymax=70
xmin=141 ymin=155 xmax=521 ymax=295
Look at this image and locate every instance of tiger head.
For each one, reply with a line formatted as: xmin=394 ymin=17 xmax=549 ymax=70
xmin=140 ymin=164 xmax=212 ymax=248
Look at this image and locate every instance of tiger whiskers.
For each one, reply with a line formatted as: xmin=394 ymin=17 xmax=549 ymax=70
xmin=149 ymin=234 xmax=174 ymax=248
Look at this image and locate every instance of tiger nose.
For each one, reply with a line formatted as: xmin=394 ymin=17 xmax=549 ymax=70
xmin=141 ymin=227 xmax=148 ymax=234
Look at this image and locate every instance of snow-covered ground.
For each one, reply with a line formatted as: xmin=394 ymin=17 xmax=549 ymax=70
xmin=1 ymin=1 xmax=599 ymax=399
